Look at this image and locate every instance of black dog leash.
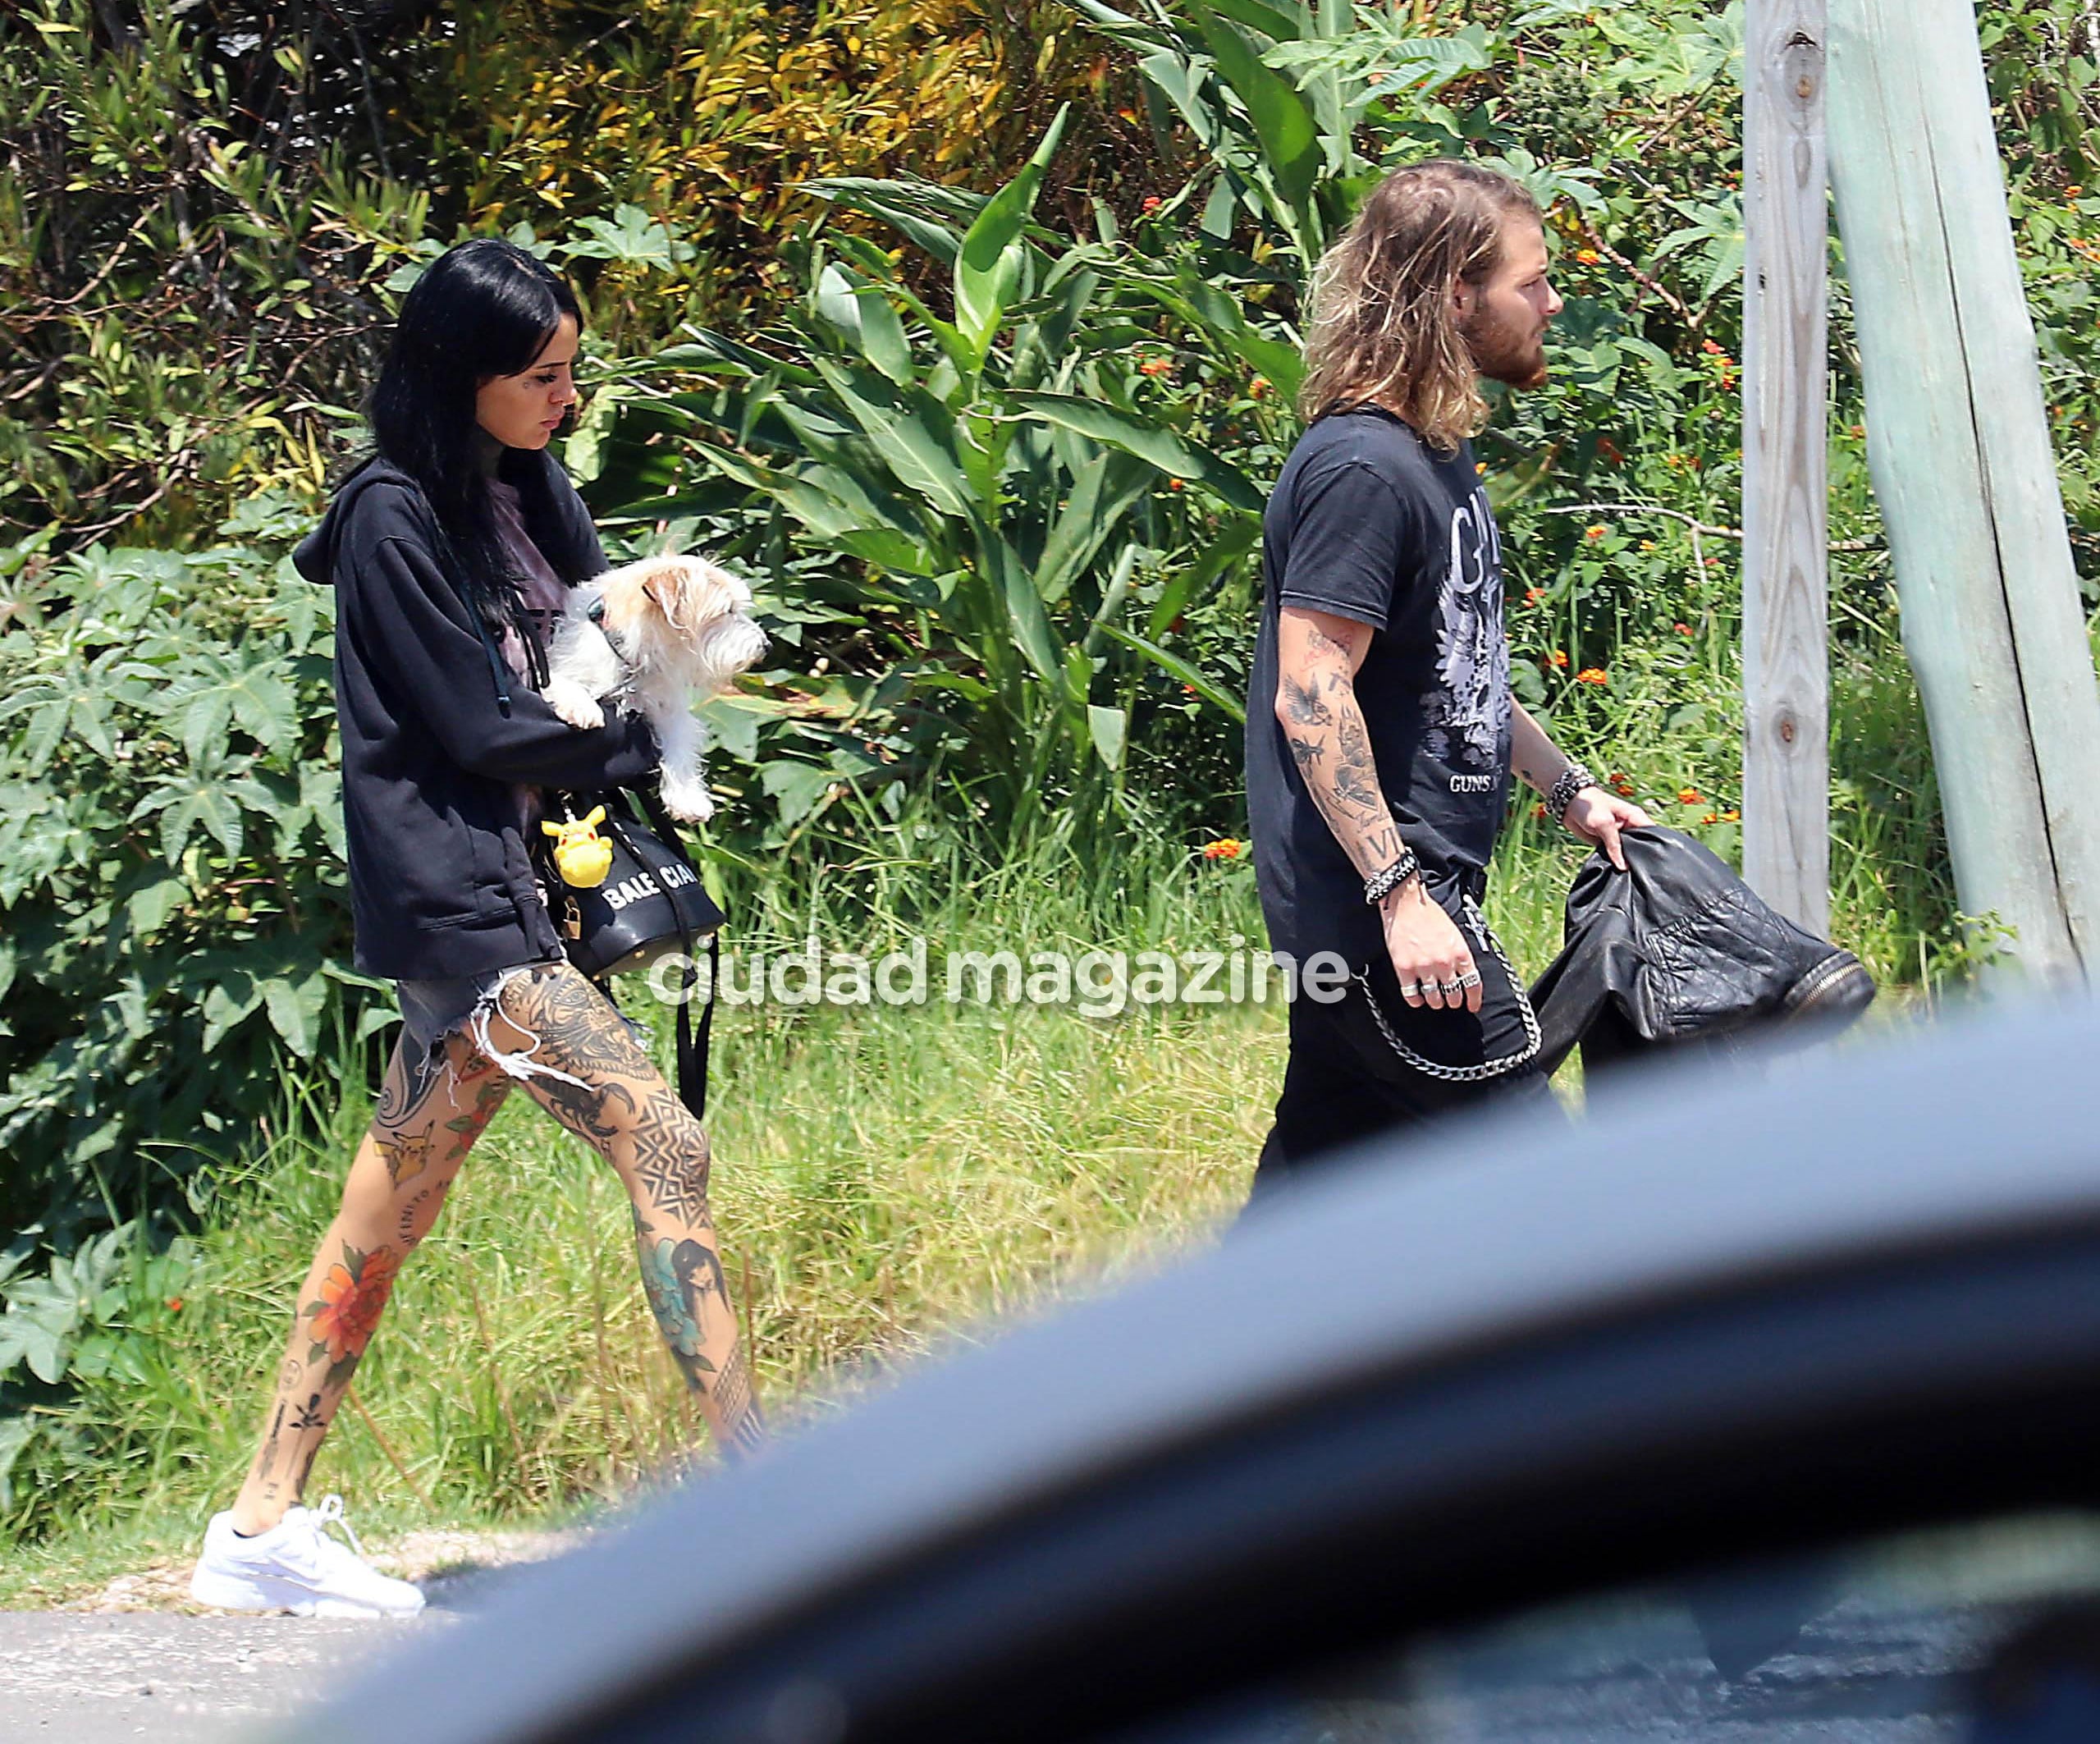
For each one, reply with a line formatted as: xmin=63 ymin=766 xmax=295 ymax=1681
xmin=622 ymin=785 xmax=719 ymax=1125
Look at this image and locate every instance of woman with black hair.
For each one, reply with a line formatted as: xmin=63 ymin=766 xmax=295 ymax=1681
xmin=189 ymin=239 xmax=763 ymax=1618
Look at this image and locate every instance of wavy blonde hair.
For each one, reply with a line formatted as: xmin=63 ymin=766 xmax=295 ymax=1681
xmin=1298 ymin=160 xmax=1542 ymax=452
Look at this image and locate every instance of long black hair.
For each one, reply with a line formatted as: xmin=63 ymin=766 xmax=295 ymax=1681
xmin=367 ymin=239 xmax=582 ymax=687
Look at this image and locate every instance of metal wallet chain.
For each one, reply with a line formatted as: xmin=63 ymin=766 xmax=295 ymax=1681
xmin=1355 ymin=895 xmax=1543 ymax=1084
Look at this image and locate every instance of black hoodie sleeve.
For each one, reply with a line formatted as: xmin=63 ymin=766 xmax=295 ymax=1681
xmin=349 ymin=534 xmax=659 ymax=790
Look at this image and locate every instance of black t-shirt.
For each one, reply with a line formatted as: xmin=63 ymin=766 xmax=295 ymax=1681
xmin=1244 ymin=407 xmax=1513 ymax=964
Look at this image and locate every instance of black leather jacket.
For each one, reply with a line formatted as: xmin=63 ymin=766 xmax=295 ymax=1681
xmin=1529 ymin=826 xmax=1875 ymax=1080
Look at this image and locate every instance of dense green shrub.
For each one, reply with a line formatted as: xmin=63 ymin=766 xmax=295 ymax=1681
xmin=0 ymin=0 xmax=1135 ymax=550
xmin=0 ymin=511 xmax=368 ymax=1509
xmin=0 ymin=2 xmax=441 ymax=542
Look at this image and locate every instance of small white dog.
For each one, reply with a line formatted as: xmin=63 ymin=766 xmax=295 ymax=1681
xmin=542 ymin=552 xmax=769 ymax=822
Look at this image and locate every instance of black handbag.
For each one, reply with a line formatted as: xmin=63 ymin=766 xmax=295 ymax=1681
xmin=536 ymin=787 xmax=725 ymax=1121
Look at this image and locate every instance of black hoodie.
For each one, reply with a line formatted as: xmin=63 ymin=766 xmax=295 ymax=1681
xmin=294 ymin=453 xmax=657 ymax=979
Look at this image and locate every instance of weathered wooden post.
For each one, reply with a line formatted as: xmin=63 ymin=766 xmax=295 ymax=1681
xmin=1828 ymin=0 xmax=2100 ymax=984
xmin=1742 ymin=0 xmax=1831 ymax=937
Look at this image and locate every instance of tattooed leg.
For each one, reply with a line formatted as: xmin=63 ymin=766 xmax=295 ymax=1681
xmin=226 ymin=1030 xmax=512 ymax=1535
xmin=486 ymin=961 xmax=767 ymax=1459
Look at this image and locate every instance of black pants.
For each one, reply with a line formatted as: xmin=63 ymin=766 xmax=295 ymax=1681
xmin=1251 ymin=886 xmax=1562 ymax=1202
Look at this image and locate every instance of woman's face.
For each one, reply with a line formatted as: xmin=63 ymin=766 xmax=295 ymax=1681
xmin=475 ymin=315 xmax=580 ymax=451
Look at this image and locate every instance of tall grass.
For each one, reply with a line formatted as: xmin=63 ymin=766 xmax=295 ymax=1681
xmin=34 ymin=829 xmax=1279 ymax=1561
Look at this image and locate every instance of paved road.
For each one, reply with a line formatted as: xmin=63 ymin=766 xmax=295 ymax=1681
xmin=0 ymin=1531 xmax=564 ymax=1743
xmin=0 ymin=1610 xmax=438 ymax=1743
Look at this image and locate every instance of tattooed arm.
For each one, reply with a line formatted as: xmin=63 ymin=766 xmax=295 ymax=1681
xmin=1275 ymin=607 xmax=1403 ymax=880
xmin=1275 ymin=605 xmax=1480 ymax=1014
xmin=1510 ymin=701 xmax=1652 ymax=870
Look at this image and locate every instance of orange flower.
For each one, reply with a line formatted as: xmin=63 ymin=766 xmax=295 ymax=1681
xmin=1675 ymin=621 xmax=1693 ymax=636
xmin=1677 ymin=787 xmax=1703 ymax=805
xmin=1167 ymin=478 xmax=1185 ymax=491
xmin=1142 ymin=195 xmax=1163 ymax=214
xmin=1598 ymin=437 xmax=1622 ymax=464
xmin=1548 ymin=649 xmax=1570 ymax=669
xmin=1701 ymin=812 xmax=1718 ymax=824
xmin=1201 ymin=838 xmax=1245 ymax=862
xmin=166 ymin=1297 xmax=185 ymax=1313
xmin=308 ymin=1246 xmax=402 ymax=1368
xmin=1701 ymin=338 xmax=1725 ymax=356
xmin=1584 ymin=524 xmax=1608 ymax=542
xmin=1524 ymin=587 xmax=1545 ymax=606
xmin=1574 ymin=247 xmax=1601 ymax=264
xmin=1249 ymin=375 xmax=1271 ymax=399
xmin=1532 ymin=803 xmax=1549 ymax=821
xmin=1576 ymin=667 xmax=1608 ymax=686
xmin=1723 ymin=808 xmax=1741 ymax=822
xmin=1138 ymin=355 xmax=1174 ymax=378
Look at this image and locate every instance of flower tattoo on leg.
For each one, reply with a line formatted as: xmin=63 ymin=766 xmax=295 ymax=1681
xmin=305 ymin=1243 xmax=402 ymax=1388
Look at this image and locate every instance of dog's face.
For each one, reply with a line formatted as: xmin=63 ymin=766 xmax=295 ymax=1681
xmin=599 ymin=555 xmax=767 ymax=690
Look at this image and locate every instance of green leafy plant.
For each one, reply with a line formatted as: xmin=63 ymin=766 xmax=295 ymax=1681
xmin=603 ymin=112 xmax=1266 ymax=847
xmin=0 ymin=1226 xmax=195 ymax=1518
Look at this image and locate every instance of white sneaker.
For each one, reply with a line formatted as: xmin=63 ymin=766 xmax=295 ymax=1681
xmin=190 ymin=1495 xmax=426 ymax=1618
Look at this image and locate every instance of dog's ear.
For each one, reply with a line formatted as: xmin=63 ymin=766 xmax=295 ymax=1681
xmin=638 ymin=557 xmax=707 ymax=625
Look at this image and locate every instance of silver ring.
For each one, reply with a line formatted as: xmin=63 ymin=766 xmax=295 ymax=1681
xmin=1458 ymin=970 xmax=1483 ymax=988
xmin=1438 ymin=978 xmax=1463 ymax=996
xmin=1399 ymin=982 xmax=1421 ymax=1000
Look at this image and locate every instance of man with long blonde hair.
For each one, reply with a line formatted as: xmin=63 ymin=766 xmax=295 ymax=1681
xmin=1244 ymin=158 xmax=1650 ymax=1194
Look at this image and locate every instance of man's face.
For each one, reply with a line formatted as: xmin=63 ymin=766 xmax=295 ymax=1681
xmin=1454 ymin=218 xmax=1562 ymax=391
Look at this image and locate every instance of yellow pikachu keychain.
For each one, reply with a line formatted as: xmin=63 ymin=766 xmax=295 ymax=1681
xmin=543 ymin=805 xmax=613 ymax=889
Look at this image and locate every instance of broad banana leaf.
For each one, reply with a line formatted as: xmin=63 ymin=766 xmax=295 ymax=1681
xmin=1004 ymin=391 xmax=1265 ymax=513
xmin=1185 ymin=2 xmax=1320 ymax=222
xmin=808 ymin=357 xmax=974 ymax=520
xmin=1096 ymin=624 xmax=1247 ymax=725
xmin=954 ymin=106 xmax=1070 ymax=368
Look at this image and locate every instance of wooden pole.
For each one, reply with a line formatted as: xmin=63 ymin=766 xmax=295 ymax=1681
xmin=1828 ymin=0 xmax=2100 ymax=985
xmin=1742 ymin=0 xmax=1831 ymax=938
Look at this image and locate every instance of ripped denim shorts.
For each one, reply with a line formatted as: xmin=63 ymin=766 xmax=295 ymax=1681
xmin=394 ymin=959 xmax=647 ymax=1093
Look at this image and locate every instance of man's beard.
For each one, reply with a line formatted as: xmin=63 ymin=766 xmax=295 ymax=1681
xmin=1462 ymin=304 xmax=1549 ymax=390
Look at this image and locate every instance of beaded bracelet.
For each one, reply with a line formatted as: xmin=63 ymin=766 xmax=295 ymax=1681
xmin=1363 ymin=847 xmax=1421 ymax=906
xmin=1545 ymin=761 xmax=1602 ymax=826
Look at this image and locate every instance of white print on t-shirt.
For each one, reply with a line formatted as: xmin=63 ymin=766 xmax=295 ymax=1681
xmin=1423 ymin=485 xmax=1511 ymax=775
